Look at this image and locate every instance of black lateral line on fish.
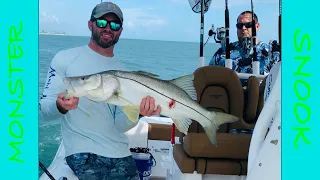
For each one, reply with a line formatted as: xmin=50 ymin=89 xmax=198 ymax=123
xmin=119 ymin=95 xmax=135 ymax=105
xmin=113 ymin=74 xmax=210 ymax=121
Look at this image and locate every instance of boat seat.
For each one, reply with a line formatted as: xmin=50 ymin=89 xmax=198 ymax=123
xmin=147 ymin=72 xmax=260 ymax=142
xmin=174 ymin=66 xmax=260 ymax=175
xmin=243 ymin=75 xmax=260 ymax=124
xmin=174 ymin=143 xmax=248 ymax=175
xmin=148 ymin=123 xmax=182 ymax=141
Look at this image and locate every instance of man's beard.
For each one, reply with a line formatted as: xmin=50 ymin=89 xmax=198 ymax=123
xmin=92 ymin=29 xmax=119 ymax=48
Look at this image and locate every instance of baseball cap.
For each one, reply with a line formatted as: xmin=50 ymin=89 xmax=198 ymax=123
xmin=90 ymin=2 xmax=123 ymax=23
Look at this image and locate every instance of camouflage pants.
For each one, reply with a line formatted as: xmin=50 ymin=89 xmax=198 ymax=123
xmin=66 ymin=153 xmax=140 ymax=180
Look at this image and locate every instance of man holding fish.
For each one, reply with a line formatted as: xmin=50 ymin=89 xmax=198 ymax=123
xmin=40 ymin=1 xmax=238 ymax=180
xmin=39 ymin=2 xmax=160 ymax=179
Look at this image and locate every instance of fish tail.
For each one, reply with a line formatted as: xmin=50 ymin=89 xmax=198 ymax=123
xmin=203 ymin=112 xmax=239 ymax=147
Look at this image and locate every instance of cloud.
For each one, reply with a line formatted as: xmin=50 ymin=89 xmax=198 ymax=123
xmin=39 ymin=2 xmax=60 ymax=25
xmin=122 ymin=8 xmax=167 ymax=30
xmin=39 ymin=11 xmax=60 ymax=24
xmin=38 ymin=0 xmax=66 ymax=25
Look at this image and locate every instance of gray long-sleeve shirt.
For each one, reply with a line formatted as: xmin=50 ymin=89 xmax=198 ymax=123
xmin=39 ymin=45 xmax=138 ymax=158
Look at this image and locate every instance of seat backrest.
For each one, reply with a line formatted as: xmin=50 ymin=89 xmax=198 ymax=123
xmin=189 ymin=66 xmax=245 ymax=133
xmin=243 ymin=75 xmax=260 ymax=124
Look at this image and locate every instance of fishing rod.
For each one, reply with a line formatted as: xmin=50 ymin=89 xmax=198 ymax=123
xmin=199 ymin=0 xmax=205 ymax=67
xmin=267 ymin=0 xmax=281 ymax=63
xmin=39 ymin=161 xmax=68 ymax=180
xmin=225 ymin=0 xmax=230 ymax=61
xmin=204 ymin=24 xmax=215 ymax=46
xmin=187 ymin=0 xmax=211 ymax=67
xmin=220 ymin=0 xmax=232 ymax=69
xmin=203 ymin=0 xmax=230 ymax=68
xmin=278 ymin=0 xmax=281 ymax=59
xmin=39 ymin=161 xmax=56 ymax=180
xmin=250 ymin=0 xmax=259 ymax=75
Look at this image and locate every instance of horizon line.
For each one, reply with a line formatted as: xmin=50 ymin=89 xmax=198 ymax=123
xmin=38 ymin=33 xmax=220 ymax=44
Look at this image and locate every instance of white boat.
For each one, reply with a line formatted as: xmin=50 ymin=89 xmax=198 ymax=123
xmin=39 ymin=62 xmax=281 ymax=180
xmin=39 ymin=0 xmax=281 ymax=179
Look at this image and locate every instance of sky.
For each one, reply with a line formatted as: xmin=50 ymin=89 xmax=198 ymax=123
xmin=39 ymin=0 xmax=280 ymax=43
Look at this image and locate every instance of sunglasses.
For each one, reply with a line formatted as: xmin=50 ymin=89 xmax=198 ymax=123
xmin=236 ymin=22 xmax=253 ymax=29
xmin=95 ymin=19 xmax=122 ymax=31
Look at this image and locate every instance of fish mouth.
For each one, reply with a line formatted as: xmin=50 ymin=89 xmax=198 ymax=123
xmin=63 ymin=78 xmax=79 ymax=98
xmin=64 ymin=77 xmax=83 ymax=89
xmin=63 ymin=77 xmax=73 ymax=91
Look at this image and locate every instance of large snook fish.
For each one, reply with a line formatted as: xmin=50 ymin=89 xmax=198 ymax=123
xmin=63 ymin=70 xmax=239 ymax=146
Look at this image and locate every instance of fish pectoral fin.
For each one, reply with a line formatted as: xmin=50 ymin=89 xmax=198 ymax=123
xmin=132 ymin=70 xmax=159 ymax=78
xmin=172 ymin=118 xmax=193 ymax=135
xmin=169 ymin=74 xmax=197 ymax=101
xmin=122 ymin=105 xmax=140 ymax=123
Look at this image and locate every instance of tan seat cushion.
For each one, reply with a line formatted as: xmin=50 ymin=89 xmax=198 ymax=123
xmin=173 ymin=144 xmax=248 ymax=175
xmin=197 ymin=158 xmax=248 ymax=175
xmin=244 ymin=76 xmax=259 ymax=123
xmin=173 ymin=144 xmax=196 ymax=173
xmin=228 ymin=117 xmax=256 ymax=130
xmin=148 ymin=123 xmax=182 ymax=141
xmin=183 ymin=133 xmax=251 ymax=159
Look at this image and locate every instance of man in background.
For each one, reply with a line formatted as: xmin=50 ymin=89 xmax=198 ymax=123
xmin=39 ymin=2 xmax=160 ymax=179
xmin=209 ymin=11 xmax=280 ymax=86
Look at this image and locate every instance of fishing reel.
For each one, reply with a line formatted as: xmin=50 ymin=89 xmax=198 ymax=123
xmin=237 ymin=36 xmax=255 ymax=67
xmin=215 ymin=27 xmax=226 ymax=42
xmin=241 ymin=36 xmax=252 ymax=58
xmin=204 ymin=24 xmax=226 ymax=46
xmin=268 ymin=40 xmax=281 ymax=61
xmin=270 ymin=40 xmax=280 ymax=52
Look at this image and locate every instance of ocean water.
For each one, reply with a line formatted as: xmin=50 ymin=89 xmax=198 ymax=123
xmin=38 ymin=34 xmax=219 ymax=176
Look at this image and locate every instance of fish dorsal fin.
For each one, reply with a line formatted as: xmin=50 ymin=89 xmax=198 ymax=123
xmin=133 ymin=70 xmax=159 ymax=78
xmin=169 ymin=74 xmax=197 ymax=101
